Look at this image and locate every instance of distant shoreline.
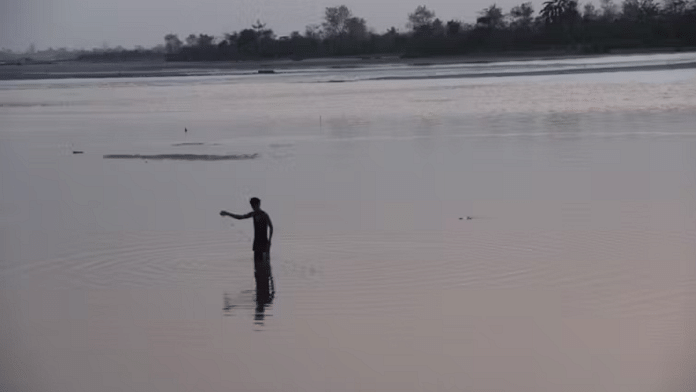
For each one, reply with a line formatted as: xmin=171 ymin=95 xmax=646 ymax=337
xmin=1 ymin=48 xmax=695 ymax=81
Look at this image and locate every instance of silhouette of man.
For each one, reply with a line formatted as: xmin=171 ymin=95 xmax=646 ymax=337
xmin=220 ymin=198 xmax=274 ymax=296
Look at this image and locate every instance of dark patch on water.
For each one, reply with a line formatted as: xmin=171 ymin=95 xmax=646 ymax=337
xmin=103 ymin=153 xmax=258 ymax=161
xmin=172 ymin=142 xmax=206 ymax=146
xmin=0 ymin=103 xmax=52 ymax=107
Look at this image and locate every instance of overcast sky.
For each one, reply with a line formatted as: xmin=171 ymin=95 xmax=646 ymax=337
xmin=1 ymin=0 xmax=551 ymax=51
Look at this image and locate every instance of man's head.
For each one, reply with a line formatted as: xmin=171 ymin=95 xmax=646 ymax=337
xmin=250 ymin=197 xmax=261 ymax=211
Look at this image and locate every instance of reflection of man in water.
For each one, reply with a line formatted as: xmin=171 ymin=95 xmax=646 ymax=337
xmin=220 ymin=198 xmax=274 ymax=298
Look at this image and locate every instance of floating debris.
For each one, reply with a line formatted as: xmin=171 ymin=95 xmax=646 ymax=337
xmin=72 ymin=151 xmax=84 ymax=154
xmin=103 ymin=153 xmax=258 ymax=161
xmin=172 ymin=142 xmax=205 ymax=146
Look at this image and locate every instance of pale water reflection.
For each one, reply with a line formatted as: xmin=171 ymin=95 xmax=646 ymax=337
xmin=1 ymin=55 xmax=696 ymax=392
xmin=223 ymin=283 xmax=275 ymax=331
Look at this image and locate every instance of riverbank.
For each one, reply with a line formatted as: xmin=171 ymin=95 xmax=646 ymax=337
xmin=1 ymin=47 xmax=695 ymax=81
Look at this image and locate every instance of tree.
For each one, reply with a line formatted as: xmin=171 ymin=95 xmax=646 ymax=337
xmin=237 ymin=29 xmax=258 ymax=53
xmin=477 ymin=4 xmax=505 ymax=29
xmin=540 ymin=0 xmax=580 ymax=25
xmin=323 ymin=5 xmax=353 ymax=37
xmin=164 ymin=34 xmax=182 ymax=53
xmin=185 ymin=34 xmax=198 ymax=46
xmin=540 ymin=0 xmax=559 ymax=23
xmin=197 ymin=34 xmax=215 ymax=46
xmin=662 ymin=0 xmax=688 ymax=15
xmin=539 ymin=0 xmax=581 ymax=44
xmin=224 ymin=32 xmax=239 ymax=46
xmin=621 ymin=0 xmax=659 ymax=21
xmin=305 ymin=24 xmax=323 ymax=39
xmin=583 ymin=2 xmax=600 ymax=20
xmin=599 ymin=0 xmax=619 ymax=19
xmin=262 ymin=29 xmax=275 ymax=40
xmin=346 ymin=17 xmax=368 ymax=39
xmin=510 ymin=2 xmax=535 ymax=28
xmin=252 ymin=20 xmax=267 ymax=34
xmin=446 ymin=20 xmax=462 ymax=35
xmin=408 ymin=5 xmax=436 ymax=31
xmin=431 ymin=18 xmax=446 ymax=35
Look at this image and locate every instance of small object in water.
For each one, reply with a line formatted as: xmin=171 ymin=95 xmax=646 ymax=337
xmin=72 ymin=151 xmax=84 ymax=154
xmin=459 ymin=217 xmax=463 ymax=220
xmin=258 ymin=69 xmax=275 ymax=74
xmin=467 ymin=216 xmax=473 ymax=220
xmin=185 ymin=127 xmax=187 ymax=133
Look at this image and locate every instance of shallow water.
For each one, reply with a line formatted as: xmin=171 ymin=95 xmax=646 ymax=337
xmin=1 ymin=56 xmax=696 ymax=392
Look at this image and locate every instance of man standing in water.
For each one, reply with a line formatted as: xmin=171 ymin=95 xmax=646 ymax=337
xmin=220 ymin=198 xmax=274 ymax=296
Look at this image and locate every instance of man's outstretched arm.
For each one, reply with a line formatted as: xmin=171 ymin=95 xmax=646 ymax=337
xmin=220 ymin=210 xmax=253 ymax=219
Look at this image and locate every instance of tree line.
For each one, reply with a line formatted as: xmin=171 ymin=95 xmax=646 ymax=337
xmin=6 ymin=0 xmax=692 ymax=64
xmin=163 ymin=0 xmax=696 ymax=61
xmin=0 ymin=45 xmax=166 ymax=64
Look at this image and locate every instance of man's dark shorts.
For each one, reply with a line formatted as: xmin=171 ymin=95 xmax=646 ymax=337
xmin=254 ymin=251 xmax=271 ymax=278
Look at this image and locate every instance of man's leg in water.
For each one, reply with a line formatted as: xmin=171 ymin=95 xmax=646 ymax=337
xmin=264 ymin=252 xmax=274 ymax=294
xmin=254 ymin=251 xmax=270 ymax=298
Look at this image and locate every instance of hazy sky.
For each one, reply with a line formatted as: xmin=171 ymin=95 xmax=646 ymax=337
xmin=1 ymin=0 xmax=549 ymax=51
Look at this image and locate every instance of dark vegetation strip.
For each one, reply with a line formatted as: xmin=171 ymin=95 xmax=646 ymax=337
xmin=3 ymin=1 xmax=695 ymax=64
xmin=103 ymin=154 xmax=259 ymax=161
xmin=160 ymin=1 xmax=696 ymax=61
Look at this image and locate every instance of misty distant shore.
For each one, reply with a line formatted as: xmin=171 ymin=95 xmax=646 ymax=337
xmin=1 ymin=48 xmax=694 ymax=81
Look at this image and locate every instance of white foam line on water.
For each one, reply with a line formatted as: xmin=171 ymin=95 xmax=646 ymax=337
xmin=213 ymin=130 xmax=696 ymax=150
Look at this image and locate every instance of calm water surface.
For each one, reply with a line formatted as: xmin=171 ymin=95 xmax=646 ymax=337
xmin=1 ymin=55 xmax=696 ymax=392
